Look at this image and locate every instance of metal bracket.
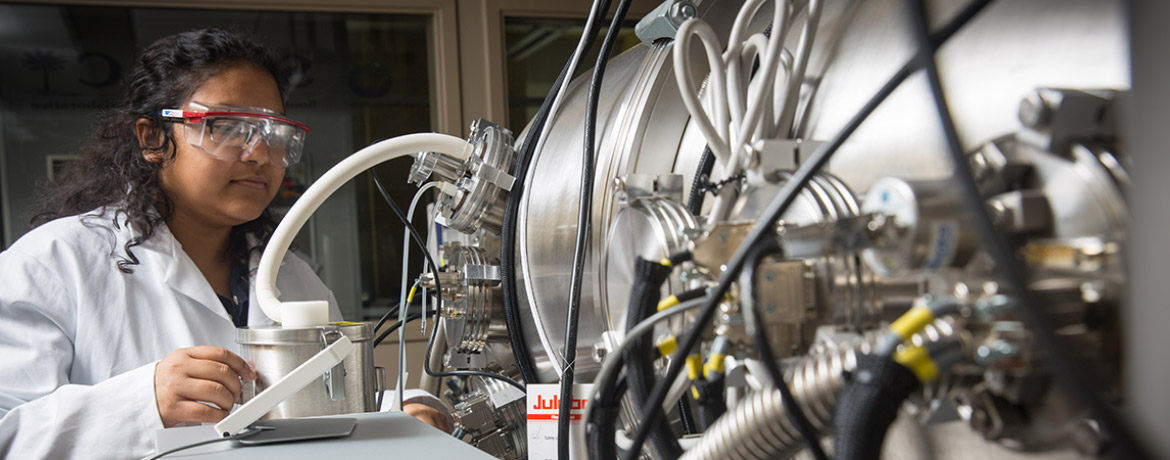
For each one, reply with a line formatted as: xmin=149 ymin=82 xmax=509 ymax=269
xmin=474 ymin=162 xmax=516 ymax=192
xmin=635 ymin=0 xmax=699 ymax=44
xmin=320 ymin=328 xmax=347 ymax=402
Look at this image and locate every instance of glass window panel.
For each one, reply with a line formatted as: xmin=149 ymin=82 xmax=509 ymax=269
xmin=504 ymin=17 xmax=640 ymax=129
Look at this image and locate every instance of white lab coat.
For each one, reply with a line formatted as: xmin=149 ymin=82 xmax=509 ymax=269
xmin=0 ymin=207 xmax=341 ymax=459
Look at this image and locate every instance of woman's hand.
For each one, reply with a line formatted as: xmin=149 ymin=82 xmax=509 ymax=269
xmin=404 ymin=402 xmax=453 ymax=433
xmin=154 ymin=346 xmax=257 ymax=428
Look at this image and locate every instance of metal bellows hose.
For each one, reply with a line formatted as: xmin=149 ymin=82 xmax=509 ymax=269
xmin=680 ymin=343 xmax=859 ymax=460
xmin=681 ymin=320 xmax=958 ymax=460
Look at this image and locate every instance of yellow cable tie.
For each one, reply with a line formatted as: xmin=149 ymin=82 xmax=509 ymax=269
xmin=656 ymin=336 xmax=678 ymax=357
xmin=889 ymin=305 xmax=936 ymax=341
xmin=691 ymin=386 xmax=701 ymax=400
xmin=657 ymin=295 xmax=681 ymax=312
xmin=685 ymin=354 xmax=703 ymax=381
xmin=894 ymin=345 xmax=939 ymax=383
xmin=660 ymin=258 xmax=673 ymax=267
xmin=407 ymin=286 xmax=418 ymax=304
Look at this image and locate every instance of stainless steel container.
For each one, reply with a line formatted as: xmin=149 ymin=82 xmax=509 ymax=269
xmin=238 ymin=322 xmax=383 ymax=419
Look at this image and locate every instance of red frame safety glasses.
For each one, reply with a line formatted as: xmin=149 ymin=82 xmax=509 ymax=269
xmin=160 ymin=102 xmax=310 ymax=168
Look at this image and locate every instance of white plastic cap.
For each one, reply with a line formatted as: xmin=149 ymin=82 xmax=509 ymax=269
xmin=280 ymin=301 xmax=330 ymax=328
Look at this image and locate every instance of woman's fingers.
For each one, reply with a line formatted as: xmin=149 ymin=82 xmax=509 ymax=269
xmin=156 ymin=346 xmax=256 ymax=427
xmin=184 ymin=359 xmax=244 ymax=401
xmin=171 ymin=400 xmax=231 ymax=424
xmin=172 ymin=378 xmax=237 ymax=413
xmin=184 ymin=346 xmax=257 ymax=380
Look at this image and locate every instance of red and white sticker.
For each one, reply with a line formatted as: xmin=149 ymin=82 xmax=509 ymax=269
xmin=526 ymin=383 xmax=592 ymax=460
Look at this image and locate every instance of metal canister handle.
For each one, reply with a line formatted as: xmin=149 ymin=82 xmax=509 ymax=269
xmin=320 ymin=327 xmax=347 ymax=401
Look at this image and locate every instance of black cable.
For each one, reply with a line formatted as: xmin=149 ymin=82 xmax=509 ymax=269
xmin=499 ymin=0 xmax=611 ymax=386
xmin=373 ymin=308 xmax=437 ymax=347
xmin=621 ymin=2 xmax=997 ymax=456
xmin=740 ymin=239 xmax=829 ymax=460
xmin=372 ymin=300 xmax=401 ymax=334
xmin=671 ymin=286 xmax=706 ymax=304
xmin=145 ymin=427 xmax=263 ymax=459
xmin=666 ymin=250 xmax=694 ymax=266
xmin=686 ymin=147 xmax=716 ymax=215
xmin=560 ymin=0 xmax=627 ymax=457
xmin=371 ymin=172 xmax=525 ymax=392
xmin=904 ymin=0 xmax=1150 ymax=458
xmin=371 ymin=172 xmax=442 ymax=320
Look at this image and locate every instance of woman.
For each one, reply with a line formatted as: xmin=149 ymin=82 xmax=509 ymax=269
xmin=0 ymin=28 xmax=446 ymax=459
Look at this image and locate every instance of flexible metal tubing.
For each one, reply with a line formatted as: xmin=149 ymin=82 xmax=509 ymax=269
xmin=680 ymin=320 xmax=959 ymax=460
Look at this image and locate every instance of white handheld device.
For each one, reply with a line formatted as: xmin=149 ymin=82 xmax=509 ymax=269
xmin=213 ymin=335 xmax=355 ymax=438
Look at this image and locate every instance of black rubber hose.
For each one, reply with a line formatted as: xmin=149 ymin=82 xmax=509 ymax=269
xmin=623 ymin=258 xmax=683 ymax=459
xmin=500 ymin=68 xmax=568 ymax=385
xmin=587 ymin=373 xmax=628 ymax=460
xmin=499 ymin=0 xmax=611 ymax=388
xmin=693 ymin=377 xmax=725 ymax=430
xmin=904 ymin=0 xmax=1150 ymax=458
xmin=833 ymin=354 xmax=922 ymax=460
xmin=620 ymin=2 xmax=997 ymax=456
xmin=686 ymin=147 xmax=716 ymax=215
xmin=559 ymin=0 xmax=629 ymax=456
xmin=741 ymin=239 xmax=829 ymax=460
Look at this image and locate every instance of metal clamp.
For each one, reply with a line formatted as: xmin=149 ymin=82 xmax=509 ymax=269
xmin=320 ymin=327 xmax=347 ymax=402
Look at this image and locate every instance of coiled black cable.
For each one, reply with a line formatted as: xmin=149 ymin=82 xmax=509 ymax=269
xmin=560 ymin=0 xmax=630 ymax=456
xmin=620 ymin=1 xmax=997 ymax=456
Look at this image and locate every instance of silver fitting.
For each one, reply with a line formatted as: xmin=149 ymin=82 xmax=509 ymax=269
xmin=408 ymin=119 xmax=516 ymax=235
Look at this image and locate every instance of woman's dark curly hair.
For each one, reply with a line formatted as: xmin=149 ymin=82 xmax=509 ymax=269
xmin=32 ymin=27 xmax=290 ymax=273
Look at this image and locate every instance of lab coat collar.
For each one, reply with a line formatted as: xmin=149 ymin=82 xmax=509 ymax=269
xmin=99 ymin=205 xmax=233 ymax=324
xmin=158 ymin=223 xmax=232 ymax=323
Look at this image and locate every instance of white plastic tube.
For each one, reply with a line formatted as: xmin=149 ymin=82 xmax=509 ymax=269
xmin=775 ymin=0 xmax=823 ymax=137
xmin=731 ymin=0 xmax=789 ymax=172
xmin=674 ymin=18 xmax=732 ymax=166
xmin=255 ymin=133 xmax=472 ymax=324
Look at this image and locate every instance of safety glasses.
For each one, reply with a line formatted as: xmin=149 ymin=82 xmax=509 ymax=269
xmin=160 ymin=102 xmax=310 ymax=168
